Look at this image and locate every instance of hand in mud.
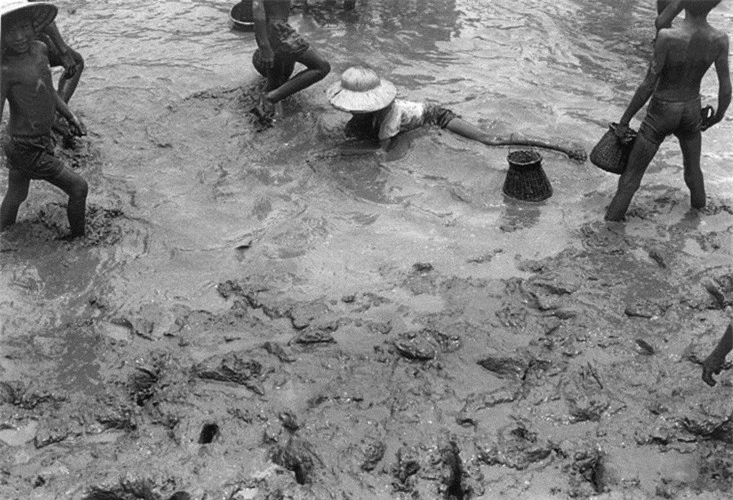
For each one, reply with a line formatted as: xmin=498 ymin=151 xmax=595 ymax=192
xmin=701 ymin=324 xmax=733 ymax=387
xmin=68 ymin=114 xmax=87 ymax=137
xmin=568 ymin=144 xmax=587 ymax=162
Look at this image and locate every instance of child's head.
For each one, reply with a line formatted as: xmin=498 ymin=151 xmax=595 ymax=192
xmin=327 ymin=66 xmax=397 ymax=116
xmin=657 ymin=0 xmax=722 ymax=15
xmin=1 ymin=1 xmax=57 ymax=49
xmin=684 ymin=0 xmax=722 ymax=16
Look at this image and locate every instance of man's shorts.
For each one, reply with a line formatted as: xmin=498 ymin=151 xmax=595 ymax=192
xmin=2 ymin=135 xmax=64 ymax=180
xmin=268 ymin=21 xmax=310 ymax=58
xmin=640 ymin=96 xmax=702 ymax=145
xmin=424 ymin=104 xmax=458 ymax=129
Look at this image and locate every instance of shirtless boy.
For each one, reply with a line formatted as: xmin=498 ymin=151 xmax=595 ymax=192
xmin=1 ymin=1 xmax=88 ymax=238
xmin=251 ymin=0 xmax=331 ymax=117
xmin=606 ymin=0 xmax=731 ymax=221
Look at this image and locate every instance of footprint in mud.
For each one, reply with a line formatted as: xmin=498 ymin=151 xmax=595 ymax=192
xmin=22 ymin=202 xmax=150 ymax=252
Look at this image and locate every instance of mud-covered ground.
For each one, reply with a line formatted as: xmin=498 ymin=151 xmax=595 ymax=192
xmin=1 ymin=83 xmax=733 ymax=500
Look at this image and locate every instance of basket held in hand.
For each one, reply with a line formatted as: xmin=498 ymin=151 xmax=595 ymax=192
xmin=590 ymin=123 xmax=637 ymax=175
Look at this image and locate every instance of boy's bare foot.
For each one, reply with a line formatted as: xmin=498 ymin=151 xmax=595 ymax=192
xmin=58 ymin=231 xmax=85 ymax=241
xmin=273 ymin=101 xmax=284 ymax=119
xmin=251 ymin=94 xmax=276 ymax=127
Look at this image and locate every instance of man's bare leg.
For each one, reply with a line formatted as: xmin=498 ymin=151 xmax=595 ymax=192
xmin=677 ymin=132 xmax=706 ymax=209
xmin=605 ymin=134 xmax=660 ymax=221
xmin=265 ymin=46 xmax=330 ymax=104
xmin=47 ymin=168 xmax=88 ymax=237
xmin=0 ymin=170 xmax=31 ymax=231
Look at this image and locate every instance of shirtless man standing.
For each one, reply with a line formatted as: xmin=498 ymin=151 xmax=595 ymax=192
xmin=252 ymin=0 xmax=331 ymax=117
xmin=605 ymin=0 xmax=731 ymax=221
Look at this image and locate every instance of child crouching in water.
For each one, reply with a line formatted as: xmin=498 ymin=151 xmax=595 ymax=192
xmin=327 ymin=66 xmax=586 ymax=161
xmin=1 ymin=1 xmax=87 ymax=238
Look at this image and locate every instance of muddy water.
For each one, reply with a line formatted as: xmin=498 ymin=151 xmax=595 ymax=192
xmin=1 ymin=1 xmax=733 ymax=499
xmin=2 ymin=0 xmax=731 ymax=323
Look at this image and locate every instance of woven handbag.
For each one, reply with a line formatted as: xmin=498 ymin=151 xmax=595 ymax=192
xmin=590 ymin=123 xmax=637 ymax=175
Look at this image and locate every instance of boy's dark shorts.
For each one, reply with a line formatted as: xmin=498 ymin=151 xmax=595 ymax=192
xmin=2 ymin=135 xmax=64 ymax=180
xmin=268 ymin=21 xmax=310 ymax=58
xmin=424 ymin=104 xmax=458 ymax=129
xmin=640 ymin=96 xmax=702 ymax=145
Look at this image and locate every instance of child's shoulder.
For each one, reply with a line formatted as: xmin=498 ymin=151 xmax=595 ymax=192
xmin=710 ymin=26 xmax=729 ymax=45
xmin=30 ymin=39 xmax=50 ymax=56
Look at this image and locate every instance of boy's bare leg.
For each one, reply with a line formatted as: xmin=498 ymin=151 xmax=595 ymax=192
xmin=677 ymin=132 xmax=706 ymax=209
xmin=47 ymin=168 xmax=88 ymax=237
xmin=0 ymin=170 xmax=31 ymax=231
xmin=265 ymin=46 xmax=330 ymax=104
xmin=605 ymin=134 xmax=660 ymax=221
xmin=266 ymin=59 xmax=296 ymax=91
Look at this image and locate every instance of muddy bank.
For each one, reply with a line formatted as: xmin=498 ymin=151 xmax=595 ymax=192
xmin=1 ymin=143 xmax=732 ymax=500
xmin=1 ymin=83 xmax=733 ymax=500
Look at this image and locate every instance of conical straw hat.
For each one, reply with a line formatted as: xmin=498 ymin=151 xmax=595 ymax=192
xmin=327 ymin=67 xmax=397 ymax=113
xmin=1 ymin=1 xmax=57 ymax=33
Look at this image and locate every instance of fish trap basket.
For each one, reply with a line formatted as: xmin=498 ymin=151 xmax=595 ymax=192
xmin=502 ymin=150 xmax=552 ymax=202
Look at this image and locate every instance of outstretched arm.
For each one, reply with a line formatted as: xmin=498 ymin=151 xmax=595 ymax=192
xmin=655 ymin=0 xmax=683 ymax=32
xmin=445 ymin=117 xmax=587 ymax=160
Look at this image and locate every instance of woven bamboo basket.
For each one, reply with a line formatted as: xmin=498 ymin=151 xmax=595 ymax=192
xmin=502 ymin=150 xmax=553 ymax=202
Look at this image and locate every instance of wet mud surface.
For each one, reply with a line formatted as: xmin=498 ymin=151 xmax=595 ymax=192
xmin=2 ymin=86 xmax=733 ymax=500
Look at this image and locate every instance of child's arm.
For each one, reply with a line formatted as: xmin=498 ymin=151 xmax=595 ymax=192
xmin=617 ymin=32 xmax=670 ymax=138
xmin=41 ymin=22 xmax=78 ymax=77
xmin=705 ymin=34 xmax=732 ymax=130
xmin=655 ymin=0 xmax=683 ymax=32
xmin=0 ymin=70 xmax=6 ymax=126
xmin=54 ymin=91 xmax=86 ymax=136
xmin=253 ymin=0 xmax=274 ymax=68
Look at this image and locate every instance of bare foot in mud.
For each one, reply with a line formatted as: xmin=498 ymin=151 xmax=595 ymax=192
xmin=273 ymin=101 xmax=284 ymax=119
xmin=701 ymin=324 xmax=733 ymax=387
xmin=251 ymin=94 xmax=276 ymax=127
xmin=58 ymin=231 xmax=85 ymax=242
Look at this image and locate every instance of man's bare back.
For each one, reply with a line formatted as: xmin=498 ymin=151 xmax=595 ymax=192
xmin=604 ymin=0 xmax=731 ymax=221
xmin=656 ymin=22 xmax=728 ymax=101
xmin=261 ymin=0 xmax=291 ymax=23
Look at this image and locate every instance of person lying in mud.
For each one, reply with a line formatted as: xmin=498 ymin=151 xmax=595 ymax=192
xmin=1 ymin=0 xmax=88 ymax=238
xmin=251 ymin=0 xmax=331 ymax=119
xmin=605 ymin=0 xmax=731 ymax=221
xmin=326 ymin=67 xmax=587 ymax=160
